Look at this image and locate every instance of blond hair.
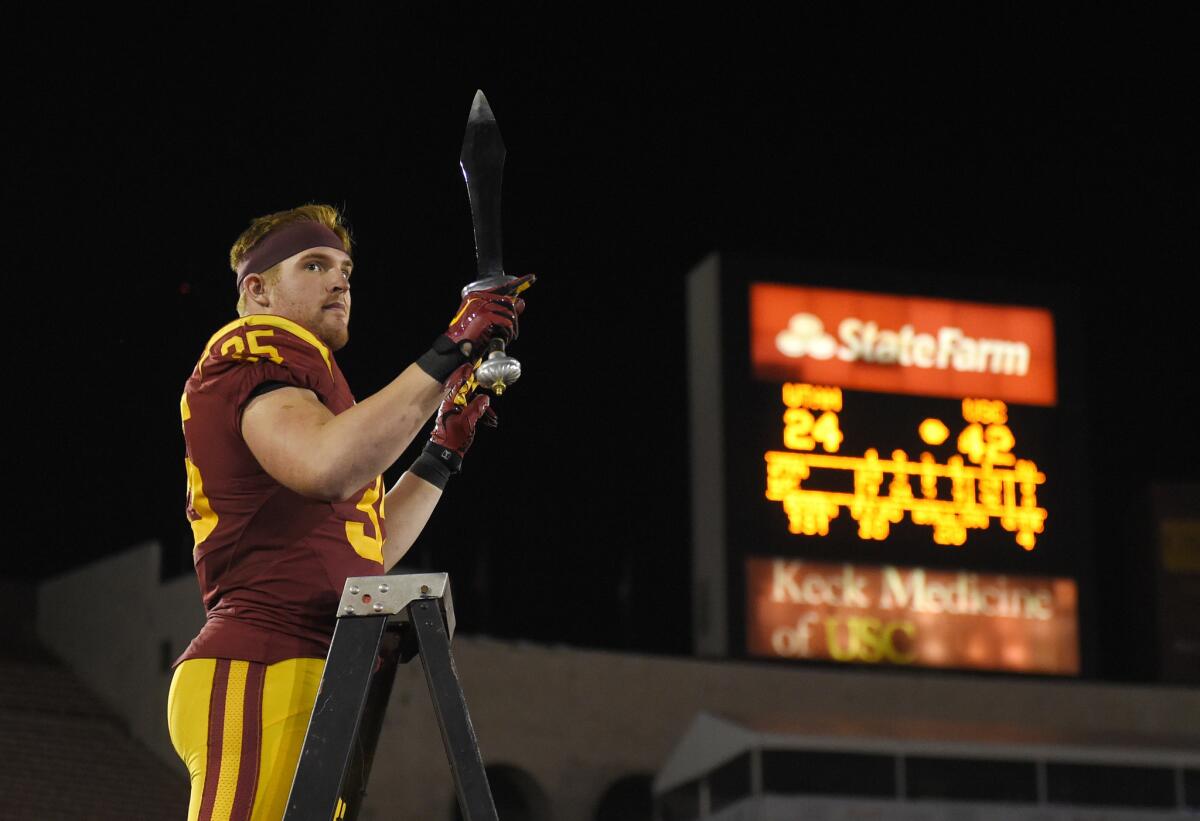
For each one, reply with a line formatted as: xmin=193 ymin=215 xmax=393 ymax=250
xmin=231 ymin=204 xmax=353 ymax=315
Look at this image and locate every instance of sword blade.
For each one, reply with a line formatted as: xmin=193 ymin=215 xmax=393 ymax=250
xmin=460 ymin=90 xmax=505 ymax=279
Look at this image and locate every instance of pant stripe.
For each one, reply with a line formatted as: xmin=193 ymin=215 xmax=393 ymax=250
xmin=230 ymin=662 xmax=266 ymax=820
xmin=198 ymin=659 xmax=231 ymax=821
xmin=212 ymin=661 xmax=250 ymax=821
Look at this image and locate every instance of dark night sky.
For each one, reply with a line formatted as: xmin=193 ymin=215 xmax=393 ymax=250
xmin=9 ymin=9 xmax=1198 ymax=677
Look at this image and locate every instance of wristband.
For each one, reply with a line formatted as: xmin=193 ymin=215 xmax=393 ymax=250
xmin=416 ymin=334 xmax=467 ymax=382
xmin=409 ymin=442 xmax=463 ymax=489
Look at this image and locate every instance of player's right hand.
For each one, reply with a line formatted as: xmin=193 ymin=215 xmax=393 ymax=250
xmin=413 ymin=363 xmax=499 ymax=481
xmin=430 ymin=364 xmax=499 ymax=462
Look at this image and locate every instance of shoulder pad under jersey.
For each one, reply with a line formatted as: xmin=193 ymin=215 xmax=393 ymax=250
xmin=193 ymin=314 xmax=337 ymax=398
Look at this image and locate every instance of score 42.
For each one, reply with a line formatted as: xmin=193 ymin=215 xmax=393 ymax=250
xmin=955 ymin=397 xmax=1015 ymax=467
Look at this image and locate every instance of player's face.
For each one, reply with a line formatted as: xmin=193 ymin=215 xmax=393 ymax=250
xmin=268 ymin=246 xmax=354 ymax=350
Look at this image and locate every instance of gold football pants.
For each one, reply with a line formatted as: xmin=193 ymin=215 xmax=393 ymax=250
xmin=167 ymin=657 xmax=345 ymax=821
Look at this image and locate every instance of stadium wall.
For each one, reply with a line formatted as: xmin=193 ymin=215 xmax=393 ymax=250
xmin=36 ymin=544 xmax=1200 ymax=821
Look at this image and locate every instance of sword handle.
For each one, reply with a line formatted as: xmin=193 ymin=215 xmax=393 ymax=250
xmin=461 ymin=274 xmax=533 ymax=396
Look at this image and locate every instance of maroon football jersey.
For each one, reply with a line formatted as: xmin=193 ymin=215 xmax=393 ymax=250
xmin=176 ymin=314 xmax=386 ymax=666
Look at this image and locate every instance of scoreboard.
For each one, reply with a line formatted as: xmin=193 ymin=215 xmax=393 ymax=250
xmin=688 ymin=256 xmax=1094 ymax=676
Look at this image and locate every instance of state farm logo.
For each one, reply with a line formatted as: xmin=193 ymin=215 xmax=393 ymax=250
xmin=775 ymin=313 xmax=1032 ymax=376
xmin=775 ymin=313 xmax=838 ymax=360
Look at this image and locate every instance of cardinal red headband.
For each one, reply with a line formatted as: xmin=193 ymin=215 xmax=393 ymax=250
xmin=235 ymin=221 xmax=347 ymax=291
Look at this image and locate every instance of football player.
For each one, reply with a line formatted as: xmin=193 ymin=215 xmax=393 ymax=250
xmin=166 ymin=204 xmax=526 ymax=821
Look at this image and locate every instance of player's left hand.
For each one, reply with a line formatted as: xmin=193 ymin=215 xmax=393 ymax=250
xmin=424 ymin=364 xmax=498 ymax=473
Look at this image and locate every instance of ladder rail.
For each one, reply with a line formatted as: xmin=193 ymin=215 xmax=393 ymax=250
xmin=411 ymin=598 xmax=498 ymax=820
xmin=284 ymin=614 xmax=389 ymax=821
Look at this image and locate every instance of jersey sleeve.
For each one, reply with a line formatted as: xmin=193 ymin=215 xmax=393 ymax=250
xmin=190 ymin=315 xmax=340 ymax=435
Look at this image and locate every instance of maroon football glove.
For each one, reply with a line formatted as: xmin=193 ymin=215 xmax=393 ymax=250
xmin=446 ymin=290 xmax=526 ymax=353
xmin=416 ymin=275 xmax=534 ymax=382
xmin=409 ymin=364 xmax=499 ymax=488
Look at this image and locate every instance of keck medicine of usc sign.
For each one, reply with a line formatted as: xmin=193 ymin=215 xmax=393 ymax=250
xmin=750 ymin=283 xmax=1058 ymax=406
xmin=746 ymin=558 xmax=1080 ymax=674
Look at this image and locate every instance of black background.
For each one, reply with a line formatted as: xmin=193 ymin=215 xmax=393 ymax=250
xmin=8 ymin=7 xmax=1197 ymax=680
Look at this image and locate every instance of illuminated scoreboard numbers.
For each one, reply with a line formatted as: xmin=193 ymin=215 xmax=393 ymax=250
xmin=781 ymin=382 xmax=844 ymax=453
xmin=783 ymin=408 xmax=844 ymax=452
xmin=957 ymin=397 xmax=1017 ymax=468
xmin=765 ymin=384 xmax=1047 ymax=550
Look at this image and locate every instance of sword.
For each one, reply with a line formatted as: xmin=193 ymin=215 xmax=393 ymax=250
xmin=459 ymin=89 xmax=532 ymax=395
